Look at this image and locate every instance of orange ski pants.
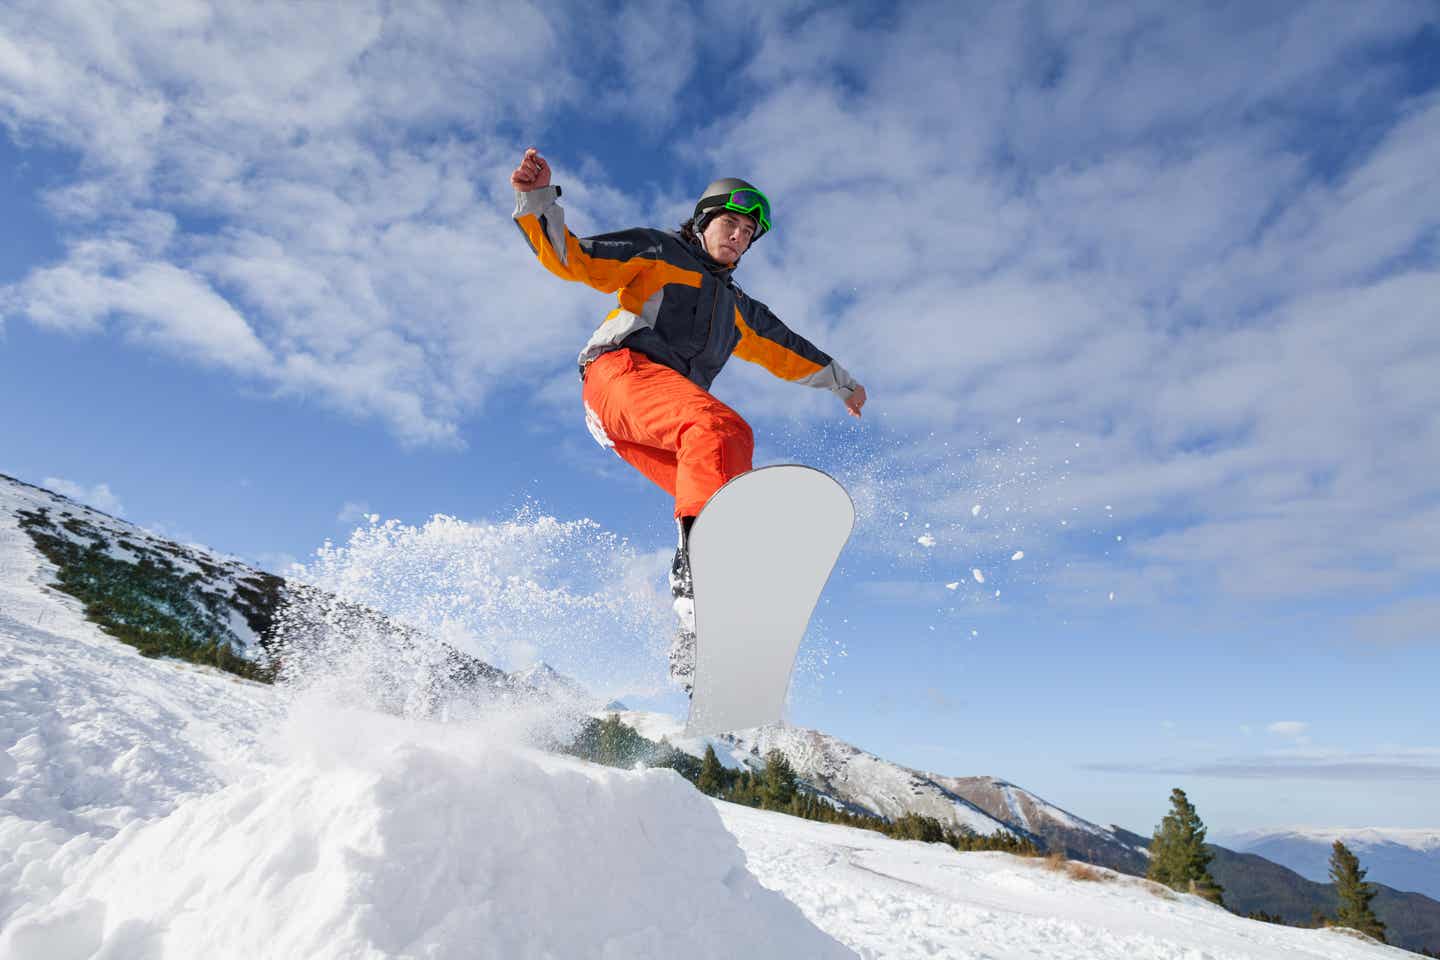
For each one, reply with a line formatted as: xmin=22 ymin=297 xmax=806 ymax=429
xmin=582 ymin=348 xmax=753 ymax=518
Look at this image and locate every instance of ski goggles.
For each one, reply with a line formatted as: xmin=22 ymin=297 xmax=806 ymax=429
xmin=703 ymin=188 xmax=772 ymax=235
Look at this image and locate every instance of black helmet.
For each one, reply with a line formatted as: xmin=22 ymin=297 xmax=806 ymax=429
xmin=693 ymin=177 xmax=772 ymax=240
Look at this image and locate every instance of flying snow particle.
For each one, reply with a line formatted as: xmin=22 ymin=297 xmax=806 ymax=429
xmin=971 ymin=504 xmax=982 ymax=517
xmin=1108 ymin=592 xmax=1116 ymax=601
xmin=971 ymin=569 xmax=985 ymax=584
xmin=1011 ymin=550 xmax=1024 ymax=561
xmin=917 ymin=534 xmax=936 ymax=548
xmin=945 ymin=582 xmax=960 ymax=590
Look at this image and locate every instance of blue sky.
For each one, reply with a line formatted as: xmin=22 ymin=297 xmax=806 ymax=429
xmin=3 ymin=0 xmax=1439 ymax=835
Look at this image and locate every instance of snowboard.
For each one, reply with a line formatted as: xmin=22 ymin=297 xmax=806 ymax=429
xmin=684 ymin=465 xmax=855 ymax=737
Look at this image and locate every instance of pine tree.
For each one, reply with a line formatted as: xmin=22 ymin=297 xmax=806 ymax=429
xmin=760 ymin=749 xmax=797 ymax=809
xmin=697 ymin=744 xmax=725 ymax=796
xmin=1329 ymin=840 xmax=1386 ymax=942
xmin=1147 ymin=787 xmax=1224 ymax=905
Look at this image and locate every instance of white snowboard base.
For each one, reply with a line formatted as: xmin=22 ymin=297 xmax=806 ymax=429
xmin=684 ymin=465 xmax=854 ymax=737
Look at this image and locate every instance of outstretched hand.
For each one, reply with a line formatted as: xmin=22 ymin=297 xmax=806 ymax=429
xmin=844 ymin=384 xmax=867 ymax=418
xmin=510 ymin=147 xmax=551 ymax=192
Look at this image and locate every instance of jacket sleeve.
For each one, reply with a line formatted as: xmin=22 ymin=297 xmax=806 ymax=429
xmin=513 ymin=186 xmax=662 ymax=293
xmin=733 ymin=298 xmax=860 ymax=398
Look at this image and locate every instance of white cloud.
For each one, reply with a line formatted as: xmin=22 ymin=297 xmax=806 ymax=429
xmin=690 ymin=1 xmax=1440 ymax=612
xmin=22 ymin=247 xmax=274 ymax=374
xmin=41 ymin=477 xmax=124 ymax=516
xmin=0 ymin=0 xmax=603 ymax=444
xmin=1267 ymin=722 xmax=1310 ymax=738
xmin=337 ymin=502 xmax=373 ymax=526
xmin=1084 ymin=747 xmax=1440 ymax=782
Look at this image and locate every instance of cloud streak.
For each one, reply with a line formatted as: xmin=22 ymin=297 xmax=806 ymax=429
xmin=1082 ymin=748 xmax=1440 ymax=783
xmin=41 ymin=477 xmax=124 ymax=516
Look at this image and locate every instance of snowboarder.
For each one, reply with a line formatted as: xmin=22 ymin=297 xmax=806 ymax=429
xmin=511 ymin=148 xmax=867 ymax=691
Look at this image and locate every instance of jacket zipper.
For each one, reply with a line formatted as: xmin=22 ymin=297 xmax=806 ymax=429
xmin=682 ymin=262 xmax=724 ymax=365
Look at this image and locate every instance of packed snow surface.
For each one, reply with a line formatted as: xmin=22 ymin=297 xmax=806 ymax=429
xmin=721 ymin=805 xmax=1402 ymax=960
xmin=3 ymin=705 xmax=846 ymax=960
xmin=0 ymin=479 xmax=1413 ymax=959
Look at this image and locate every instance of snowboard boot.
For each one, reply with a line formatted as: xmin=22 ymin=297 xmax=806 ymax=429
xmin=668 ymin=516 xmax=697 ymax=695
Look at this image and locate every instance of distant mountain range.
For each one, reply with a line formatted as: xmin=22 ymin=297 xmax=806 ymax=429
xmin=1220 ymin=828 xmax=1440 ymax=901
xmin=4 ymin=471 xmax=1438 ymax=955
xmin=1205 ymin=843 xmax=1440 ymax=953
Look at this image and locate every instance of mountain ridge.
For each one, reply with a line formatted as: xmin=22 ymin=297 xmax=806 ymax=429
xmin=1220 ymin=827 xmax=1440 ymax=901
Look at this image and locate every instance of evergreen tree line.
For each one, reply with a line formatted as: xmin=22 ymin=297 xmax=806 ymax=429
xmin=697 ymin=742 xmax=1036 ymax=855
xmin=563 ymin=714 xmax=703 ymax=782
xmin=16 ymin=507 xmax=274 ymax=682
xmin=569 ymin=717 xmax=1037 ymax=857
xmin=1148 ymin=787 xmax=1390 ymax=946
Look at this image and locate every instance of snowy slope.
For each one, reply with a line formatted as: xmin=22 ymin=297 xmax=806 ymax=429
xmin=720 ymin=804 xmax=1412 ymax=959
xmin=0 ymin=481 xmax=284 ymax=930
xmin=0 ymin=473 xmax=281 ymax=659
xmin=1227 ymin=828 xmax=1440 ymax=900
xmin=3 ymin=705 xmax=848 ymax=959
xmin=0 ymin=476 xmax=1422 ymax=959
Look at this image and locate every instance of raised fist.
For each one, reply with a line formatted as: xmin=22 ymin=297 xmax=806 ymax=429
xmin=510 ymin=148 xmax=551 ymax=192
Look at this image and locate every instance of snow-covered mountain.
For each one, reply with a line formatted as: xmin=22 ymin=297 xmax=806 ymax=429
xmin=611 ymin=709 xmax=1152 ymax=873
xmin=0 ymin=473 xmax=566 ymax=706
xmin=1224 ymin=828 xmax=1440 ymax=900
xmin=1 ymin=472 xmax=1417 ymax=957
xmin=1 ymin=472 xmax=285 ymax=666
xmin=509 ymin=660 xmax=590 ymax=700
xmin=617 ymin=710 xmax=1022 ymax=835
xmin=930 ymin=774 xmax=1152 ymax=874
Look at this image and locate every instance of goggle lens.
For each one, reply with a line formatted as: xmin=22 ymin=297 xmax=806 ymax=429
xmin=722 ymin=189 xmax=771 ymax=233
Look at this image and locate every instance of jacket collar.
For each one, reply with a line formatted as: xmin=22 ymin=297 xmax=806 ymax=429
xmin=682 ymin=235 xmax=738 ymax=277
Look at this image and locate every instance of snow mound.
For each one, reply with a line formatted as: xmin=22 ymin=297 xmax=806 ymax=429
xmin=1 ymin=705 xmax=850 ymax=960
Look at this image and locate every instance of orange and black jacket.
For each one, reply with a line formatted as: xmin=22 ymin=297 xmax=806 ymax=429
xmin=513 ymin=185 xmax=859 ymax=398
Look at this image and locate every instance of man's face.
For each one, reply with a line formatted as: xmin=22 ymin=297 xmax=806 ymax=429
xmin=701 ymin=211 xmax=756 ymax=265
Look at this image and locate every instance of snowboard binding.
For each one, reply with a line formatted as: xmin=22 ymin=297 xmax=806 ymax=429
xmin=668 ymin=516 xmax=697 ymax=695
